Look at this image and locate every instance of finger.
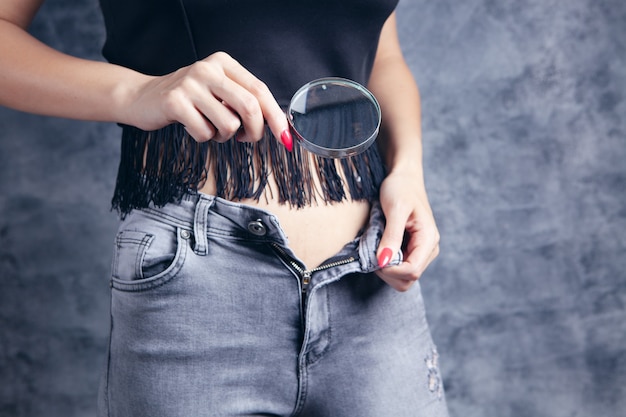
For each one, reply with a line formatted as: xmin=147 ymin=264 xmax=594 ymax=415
xmin=375 ymin=269 xmax=415 ymax=292
xmin=210 ymin=76 xmax=266 ymax=142
xmin=402 ymin=225 xmax=440 ymax=278
xmin=163 ymin=93 xmax=216 ymax=142
xmin=375 ymin=232 xmax=439 ymax=286
xmin=217 ymin=55 xmax=292 ymax=150
xmin=376 ymin=204 xmax=410 ymax=268
xmin=193 ymin=93 xmax=242 ymax=142
xmin=377 ymin=260 xmax=420 ymax=283
xmin=183 ymin=117 xmax=216 ymax=143
xmin=160 ymin=70 xmax=238 ymax=142
xmin=180 ymin=54 xmax=264 ymax=143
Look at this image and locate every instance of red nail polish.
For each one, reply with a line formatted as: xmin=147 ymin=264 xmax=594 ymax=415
xmin=281 ymin=129 xmax=293 ymax=152
xmin=378 ymin=247 xmax=393 ymax=268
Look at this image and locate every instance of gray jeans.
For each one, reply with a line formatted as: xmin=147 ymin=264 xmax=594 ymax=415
xmin=98 ymin=193 xmax=449 ymax=417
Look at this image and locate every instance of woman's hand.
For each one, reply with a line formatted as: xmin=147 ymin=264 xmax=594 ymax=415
xmin=375 ymin=168 xmax=440 ymax=292
xmin=123 ymin=52 xmax=292 ymax=149
xmin=1 ymin=5 xmax=290 ymax=146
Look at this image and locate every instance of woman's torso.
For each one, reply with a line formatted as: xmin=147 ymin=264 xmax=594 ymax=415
xmin=101 ymin=0 xmax=399 ymax=266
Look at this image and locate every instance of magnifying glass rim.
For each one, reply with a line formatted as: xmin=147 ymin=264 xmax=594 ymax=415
xmin=287 ymin=77 xmax=381 ymax=158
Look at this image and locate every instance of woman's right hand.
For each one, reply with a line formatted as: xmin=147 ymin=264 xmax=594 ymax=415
xmin=1 ymin=3 xmax=291 ymax=148
xmin=123 ymin=52 xmax=292 ymax=149
xmin=1 ymin=0 xmax=289 ymax=147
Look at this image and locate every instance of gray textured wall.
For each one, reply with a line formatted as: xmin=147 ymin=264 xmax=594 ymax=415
xmin=0 ymin=0 xmax=624 ymax=416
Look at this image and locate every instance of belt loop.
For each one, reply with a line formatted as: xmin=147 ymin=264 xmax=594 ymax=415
xmin=193 ymin=196 xmax=213 ymax=256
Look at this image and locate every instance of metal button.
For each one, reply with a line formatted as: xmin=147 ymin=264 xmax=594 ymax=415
xmin=180 ymin=230 xmax=191 ymax=240
xmin=247 ymin=219 xmax=267 ymax=236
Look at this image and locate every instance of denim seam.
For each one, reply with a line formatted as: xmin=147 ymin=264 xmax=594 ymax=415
xmin=103 ymin=295 xmax=113 ymax=416
xmin=193 ymin=197 xmax=212 ymax=256
xmin=292 ymin=343 xmax=310 ymax=417
xmin=205 ymin=227 xmax=251 ymax=238
xmin=110 ymin=234 xmax=123 ymax=282
xmin=135 ymin=234 xmax=155 ymax=280
xmin=305 ymin=287 xmax=333 ymax=366
xmin=206 ymin=230 xmax=283 ymax=246
xmin=269 ymin=248 xmax=309 ymax=417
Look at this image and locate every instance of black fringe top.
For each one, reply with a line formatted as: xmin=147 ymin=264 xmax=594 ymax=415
xmin=111 ymin=123 xmax=386 ymax=216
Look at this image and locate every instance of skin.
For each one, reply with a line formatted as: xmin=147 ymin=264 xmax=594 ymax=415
xmin=0 ymin=1 xmax=439 ymax=292
xmin=369 ymin=15 xmax=441 ymax=291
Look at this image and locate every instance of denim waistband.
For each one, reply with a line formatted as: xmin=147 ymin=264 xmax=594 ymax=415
xmin=136 ymin=193 xmax=401 ymax=274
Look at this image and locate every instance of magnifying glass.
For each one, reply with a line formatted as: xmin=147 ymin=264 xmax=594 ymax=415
xmin=287 ymin=77 xmax=381 ymax=158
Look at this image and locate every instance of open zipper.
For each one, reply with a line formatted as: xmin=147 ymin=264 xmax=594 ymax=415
xmin=271 ymin=243 xmax=356 ymax=294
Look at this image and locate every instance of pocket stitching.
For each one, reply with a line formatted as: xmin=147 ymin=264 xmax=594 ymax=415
xmin=111 ymin=227 xmax=188 ymax=292
xmin=135 ymin=233 xmax=155 ymax=280
xmin=112 ymin=230 xmax=154 ymax=281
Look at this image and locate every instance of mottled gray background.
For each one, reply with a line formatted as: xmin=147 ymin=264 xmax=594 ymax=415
xmin=0 ymin=0 xmax=624 ymax=416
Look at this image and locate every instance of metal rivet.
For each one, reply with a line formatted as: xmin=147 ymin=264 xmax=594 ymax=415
xmin=180 ymin=230 xmax=191 ymax=240
xmin=247 ymin=219 xmax=267 ymax=236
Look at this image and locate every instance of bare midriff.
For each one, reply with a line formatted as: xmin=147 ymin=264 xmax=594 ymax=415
xmin=198 ymin=157 xmax=372 ymax=269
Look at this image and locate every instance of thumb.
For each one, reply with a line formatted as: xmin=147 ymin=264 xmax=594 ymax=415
xmin=376 ymin=209 xmax=408 ymax=268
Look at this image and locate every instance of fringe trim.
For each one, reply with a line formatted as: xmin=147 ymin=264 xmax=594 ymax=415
xmin=111 ymin=123 xmax=386 ymax=216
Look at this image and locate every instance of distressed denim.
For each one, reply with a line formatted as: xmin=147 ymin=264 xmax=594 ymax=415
xmin=98 ymin=193 xmax=449 ymax=417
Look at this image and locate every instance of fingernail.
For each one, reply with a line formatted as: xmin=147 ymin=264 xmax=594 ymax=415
xmin=378 ymin=247 xmax=393 ymax=268
xmin=281 ymin=129 xmax=293 ymax=152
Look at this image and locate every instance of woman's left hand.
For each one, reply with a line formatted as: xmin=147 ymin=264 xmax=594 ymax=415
xmin=375 ymin=168 xmax=440 ymax=292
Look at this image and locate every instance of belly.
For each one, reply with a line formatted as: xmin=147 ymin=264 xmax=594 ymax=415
xmin=241 ymin=196 xmax=370 ymax=268
xmin=199 ymin=182 xmax=371 ymax=269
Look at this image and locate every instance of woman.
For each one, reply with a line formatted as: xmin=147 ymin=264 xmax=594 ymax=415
xmin=0 ymin=0 xmax=448 ymax=415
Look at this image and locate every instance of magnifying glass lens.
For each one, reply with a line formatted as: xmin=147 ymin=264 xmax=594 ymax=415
xmin=288 ymin=78 xmax=381 ymax=158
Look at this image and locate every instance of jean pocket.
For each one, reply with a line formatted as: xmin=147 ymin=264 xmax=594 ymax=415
xmin=110 ymin=220 xmax=188 ymax=292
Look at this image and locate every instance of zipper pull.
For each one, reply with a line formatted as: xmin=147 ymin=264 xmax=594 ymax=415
xmin=301 ymin=270 xmax=312 ymax=294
